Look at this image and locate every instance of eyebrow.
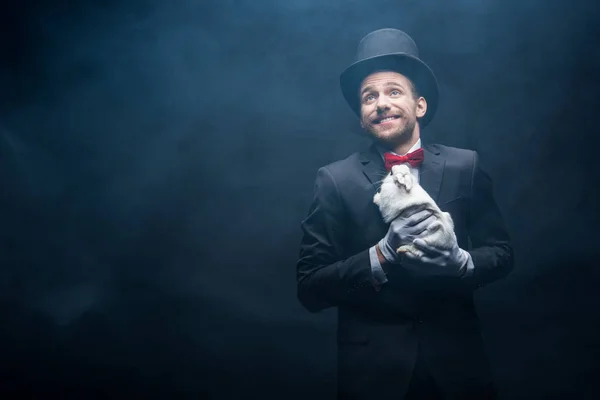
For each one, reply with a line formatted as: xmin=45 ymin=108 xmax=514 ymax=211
xmin=360 ymin=81 xmax=405 ymax=96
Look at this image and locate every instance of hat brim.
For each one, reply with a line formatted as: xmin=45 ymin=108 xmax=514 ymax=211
xmin=340 ymin=53 xmax=439 ymax=128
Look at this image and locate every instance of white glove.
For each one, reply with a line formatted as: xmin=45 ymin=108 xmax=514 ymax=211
xmin=403 ymin=237 xmax=470 ymax=277
xmin=378 ymin=209 xmax=436 ymax=264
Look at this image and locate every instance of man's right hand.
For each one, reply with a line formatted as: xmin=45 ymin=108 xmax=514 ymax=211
xmin=377 ymin=208 xmax=436 ymax=265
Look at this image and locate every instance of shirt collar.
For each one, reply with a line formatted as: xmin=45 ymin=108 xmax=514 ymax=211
xmin=376 ymin=138 xmax=422 ymax=159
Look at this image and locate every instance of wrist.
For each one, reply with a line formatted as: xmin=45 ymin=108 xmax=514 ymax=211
xmin=376 ymin=240 xmax=396 ymax=265
xmin=375 ymin=244 xmax=387 ymax=265
xmin=457 ymin=248 xmax=469 ymax=268
xmin=457 ymin=249 xmax=473 ymax=278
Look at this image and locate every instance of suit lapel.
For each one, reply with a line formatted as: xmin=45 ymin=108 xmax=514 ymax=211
xmin=357 ymin=144 xmax=389 ymax=244
xmin=359 ymin=143 xmax=387 ymax=191
xmin=420 ymin=144 xmax=445 ymax=203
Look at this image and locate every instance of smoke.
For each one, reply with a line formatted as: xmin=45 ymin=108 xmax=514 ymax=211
xmin=0 ymin=0 xmax=599 ymax=397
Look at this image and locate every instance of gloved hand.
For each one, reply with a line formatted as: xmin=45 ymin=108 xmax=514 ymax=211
xmin=403 ymin=236 xmax=470 ymax=277
xmin=377 ymin=208 xmax=437 ymax=264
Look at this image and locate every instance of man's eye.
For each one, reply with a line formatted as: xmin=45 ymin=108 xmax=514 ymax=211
xmin=365 ymin=94 xmax=375 ymax=102
xmin=390 ymin=90 xmax=400 ymax=96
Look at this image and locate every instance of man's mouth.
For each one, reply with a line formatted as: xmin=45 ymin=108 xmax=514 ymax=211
xmin=373 ymin=115 xmax=400 ymax=124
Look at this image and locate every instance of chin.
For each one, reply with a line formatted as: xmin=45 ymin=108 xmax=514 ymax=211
xmin=377 ymin=122 xmax=415 ymax=142
xmin=374 ymin=129 xmax=409 ymax=142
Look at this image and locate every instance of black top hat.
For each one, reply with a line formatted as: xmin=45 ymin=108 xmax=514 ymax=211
xmin=340 ymin=28 xmax=439 ymax=128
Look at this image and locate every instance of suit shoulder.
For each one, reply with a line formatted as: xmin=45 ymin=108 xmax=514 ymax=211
xmin=318 ymin=151 xmax=362 ymax=176
xmin=428 ymin=143 xmax=476 ymax=158
xmin=427 ymin=143 xmax=477 ymax=166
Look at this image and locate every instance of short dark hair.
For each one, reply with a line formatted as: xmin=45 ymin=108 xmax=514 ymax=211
xmin=406 ymin=78 xmax=420 ymax=100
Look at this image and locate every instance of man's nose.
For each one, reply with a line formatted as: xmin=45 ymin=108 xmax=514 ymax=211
xmin=376 ymin=95 xmax=391 ymax=111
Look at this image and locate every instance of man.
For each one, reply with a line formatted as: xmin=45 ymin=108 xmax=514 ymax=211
xmin=296 ymin=28 xmax=514 ymax=400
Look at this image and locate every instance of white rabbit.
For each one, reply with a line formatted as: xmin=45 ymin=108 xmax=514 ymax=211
xmin=373 ymin=164 xmax=457 ymax=258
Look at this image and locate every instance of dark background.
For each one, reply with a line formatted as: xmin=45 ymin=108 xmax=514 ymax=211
xmin=1 ymin=0 xmax=599 ymax=398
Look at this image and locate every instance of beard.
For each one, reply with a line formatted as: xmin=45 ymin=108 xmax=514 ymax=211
xmin=362 ymin=113 xmax=417 ymax=148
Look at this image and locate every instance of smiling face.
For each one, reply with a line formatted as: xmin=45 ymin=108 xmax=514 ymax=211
xmin=359 ymin=71 xmax=427 ymax=148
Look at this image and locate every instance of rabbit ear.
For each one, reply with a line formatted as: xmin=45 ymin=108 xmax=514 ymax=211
xmin=405 ymin=175 xmax=413 ymax=192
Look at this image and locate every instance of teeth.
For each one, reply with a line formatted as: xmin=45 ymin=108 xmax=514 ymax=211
xmin=379 ymin=117 xmax=396 ymax=123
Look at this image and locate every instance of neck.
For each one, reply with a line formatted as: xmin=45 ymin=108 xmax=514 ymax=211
xmin=392 ymin=138 xmax=418 ymax=155
xmin=389 ymin=124 xmax=421 ymax=155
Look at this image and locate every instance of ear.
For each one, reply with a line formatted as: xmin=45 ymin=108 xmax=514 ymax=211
xmin=415 ymin=96 xmax=427 ymax=119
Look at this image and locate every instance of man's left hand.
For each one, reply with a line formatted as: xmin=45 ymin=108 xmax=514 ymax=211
xmin=403 ymin=238 xmax=470 ymax=277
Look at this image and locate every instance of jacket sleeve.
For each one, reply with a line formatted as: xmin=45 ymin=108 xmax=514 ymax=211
xmin=463 ymin=151 xmax=515 ymax=288
xmin=296 ymin=166 xmax=378 ymax=313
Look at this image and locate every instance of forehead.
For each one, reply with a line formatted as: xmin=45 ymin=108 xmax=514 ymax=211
xmin=360 ymin=70 xmax=411 ymax=90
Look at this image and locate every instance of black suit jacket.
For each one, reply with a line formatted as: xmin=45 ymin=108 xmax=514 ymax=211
xmin=296 ymin=142 xmax=514 ymax=399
